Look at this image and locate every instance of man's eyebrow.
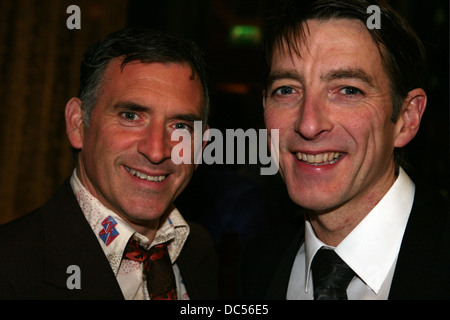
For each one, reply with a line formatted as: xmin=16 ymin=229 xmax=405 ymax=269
xmin=113 ymin=101 xmax=149 ymax=112
xmin=321 ymin=68 xmax=375 ymax=87
xmin=171 ymin=113 xmax=203 ymax=122
xmin=266 ymin=70 xmax=304 ymax=87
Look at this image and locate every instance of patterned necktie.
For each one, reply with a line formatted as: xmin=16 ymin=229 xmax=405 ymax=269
xmin=311 ymin=248 xmax=355 ymax=300
xmin=123 ymin=237 xmax=177 ymax=300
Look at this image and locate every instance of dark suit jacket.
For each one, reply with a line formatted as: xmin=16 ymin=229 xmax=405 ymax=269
xmin=0 ymin=179 xmax=218 ymax=299
xmin=238 ymin=184 xmax=450 ymax=300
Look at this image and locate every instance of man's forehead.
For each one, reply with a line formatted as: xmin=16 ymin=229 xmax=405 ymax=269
xmin=99 ymin=59 xmax=201 ymax=95
xmin=271 ymin=18 xmax=380 ymax=63
xmin=266 ymin=18 xmax=389 ymax=92
xmin=97 ymin=58 xmax=205 ymax=115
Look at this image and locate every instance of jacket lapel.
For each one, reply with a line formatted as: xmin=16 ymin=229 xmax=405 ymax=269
xmin=42 ymin=179 xmax=124 ymax=299
xmin=265 ymin=226 xmax=305 ymax=299
xmin=176 ymin=223 xmax=219 ymax=299
xmin=389 ymin=184 xmax=450 ymax=299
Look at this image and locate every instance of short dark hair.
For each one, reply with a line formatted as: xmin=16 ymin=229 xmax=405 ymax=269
xmin=262 ymin=0 xmax=426 ymax=122
xmin=262 ymin=0 xmax=427 ymax=168
xmin=78 ymin=27 xmax=210 ymax=126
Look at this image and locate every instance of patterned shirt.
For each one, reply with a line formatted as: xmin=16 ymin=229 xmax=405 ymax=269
xmin=70 ymin=170 xmax=190 ymax=300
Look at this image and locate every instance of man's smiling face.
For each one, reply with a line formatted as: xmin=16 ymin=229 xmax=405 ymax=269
xmin=264 ymin=19 xmax=404 ymax=214
xmin=67 ymin=59 xmax=205 ymax=230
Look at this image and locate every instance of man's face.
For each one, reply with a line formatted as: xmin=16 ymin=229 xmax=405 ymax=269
xmin=264 ymin=19 xmax=406 ymax=214
xmin=67 ymin=60 xmax=205 ymax=228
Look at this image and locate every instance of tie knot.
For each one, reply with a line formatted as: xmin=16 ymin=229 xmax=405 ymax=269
xmin=122 ymin=237 xmax=177 ymax=300
xmin=123 ymin=237 xmax=169 ymax=265
xmin=311 ymin=248 xmax=355 ymax=300
xmin=123 ymin=237 xmax=149 ymax=262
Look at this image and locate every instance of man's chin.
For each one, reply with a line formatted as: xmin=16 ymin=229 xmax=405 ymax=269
xmin=287 ymin=188 xmax=343 ymax=212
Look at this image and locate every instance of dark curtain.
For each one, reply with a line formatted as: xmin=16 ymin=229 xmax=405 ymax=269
xmin=0 ymin=0 xmax=128 ymax=224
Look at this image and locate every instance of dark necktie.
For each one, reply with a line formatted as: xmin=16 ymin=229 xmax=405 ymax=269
xmin=311 ymin=248 xmax=355 ymax=300
xmin=123 ymin=237 xmax=178 ymax=300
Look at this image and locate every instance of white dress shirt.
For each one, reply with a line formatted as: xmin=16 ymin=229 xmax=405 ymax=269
xmin=287 ymin=167 xmax=415 ymax=300
xmin=70 ymin=170 xmax=190 ymax=300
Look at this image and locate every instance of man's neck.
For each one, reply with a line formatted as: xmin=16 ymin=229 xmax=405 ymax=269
xmin=307 ymin=171 xmax=398 ymax=247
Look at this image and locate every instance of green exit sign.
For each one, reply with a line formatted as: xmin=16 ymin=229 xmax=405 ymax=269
xmin=228 ymin=25 xmax=261 ymax=46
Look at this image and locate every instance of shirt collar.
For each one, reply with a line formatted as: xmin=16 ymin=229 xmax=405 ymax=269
xmin=304 ymin=167 xmax=415 ymax=294
xmin=69 ymin=170 xmax=190 ymax=276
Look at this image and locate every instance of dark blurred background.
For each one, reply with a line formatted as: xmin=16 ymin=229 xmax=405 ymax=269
xmin=0 ymin=0 xmax=448 ymax=298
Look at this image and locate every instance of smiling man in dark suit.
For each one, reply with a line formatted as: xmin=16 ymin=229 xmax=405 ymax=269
xmin=239 ymin=0 xmax=450 ymax=300
xmin=0 ymin=27 xmax=217 ymax=300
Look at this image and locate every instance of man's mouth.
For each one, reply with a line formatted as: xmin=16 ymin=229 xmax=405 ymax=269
xmin=125 ymin=166 xmax=167 ymax=182
xmin=296 ymin=152 xmax=343 ymax=166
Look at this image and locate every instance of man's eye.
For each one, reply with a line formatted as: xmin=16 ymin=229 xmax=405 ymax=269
xmin=122 ymin=112 xmax=139 ymax=121
xmin=174 ymin=123 xmax=192 ymax=131
xmin=274 ymin=86 xmax=295 ymax=96
xmin=340 ymin=86 xmax=363 ymax=96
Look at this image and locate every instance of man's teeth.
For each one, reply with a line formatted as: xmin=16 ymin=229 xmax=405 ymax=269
xmin=296 ymin=152 xmax=342 ymax=165
xmin=126 ymin=167 xmax=166 ymax=182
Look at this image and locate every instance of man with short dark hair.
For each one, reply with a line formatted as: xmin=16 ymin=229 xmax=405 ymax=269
xmin=239 ymin=0 xmax=450 ymax=300
xmin=0 ymin=27 xmax=218 ymax=300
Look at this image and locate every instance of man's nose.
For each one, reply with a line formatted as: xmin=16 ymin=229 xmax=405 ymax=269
xmin=138 ymin=123 xmax=171 ymax=164
xmin=294 ymin=93 xmax=332 ymax=140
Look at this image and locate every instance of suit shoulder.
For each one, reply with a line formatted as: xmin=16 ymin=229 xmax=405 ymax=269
xmin=390 ymin=184 xmax=450 ymax=298
xmin=411 ymin=184 xmax=450 ymax=240
xmin=0 ymin=208 xmax=45 ymax=286
xmin=414 ymin=184 xmax=450 ymax=211
xmin=0 ymin=208 xmax=44 ymax=248
xmin=187 ymin=222 xmax=215 ymax=245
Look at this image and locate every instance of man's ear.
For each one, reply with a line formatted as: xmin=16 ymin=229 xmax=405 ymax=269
xmin=394 ymin=88 xmax=427 ymax=148
xmin=65 ymin=97 xmax=85 ymax=150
